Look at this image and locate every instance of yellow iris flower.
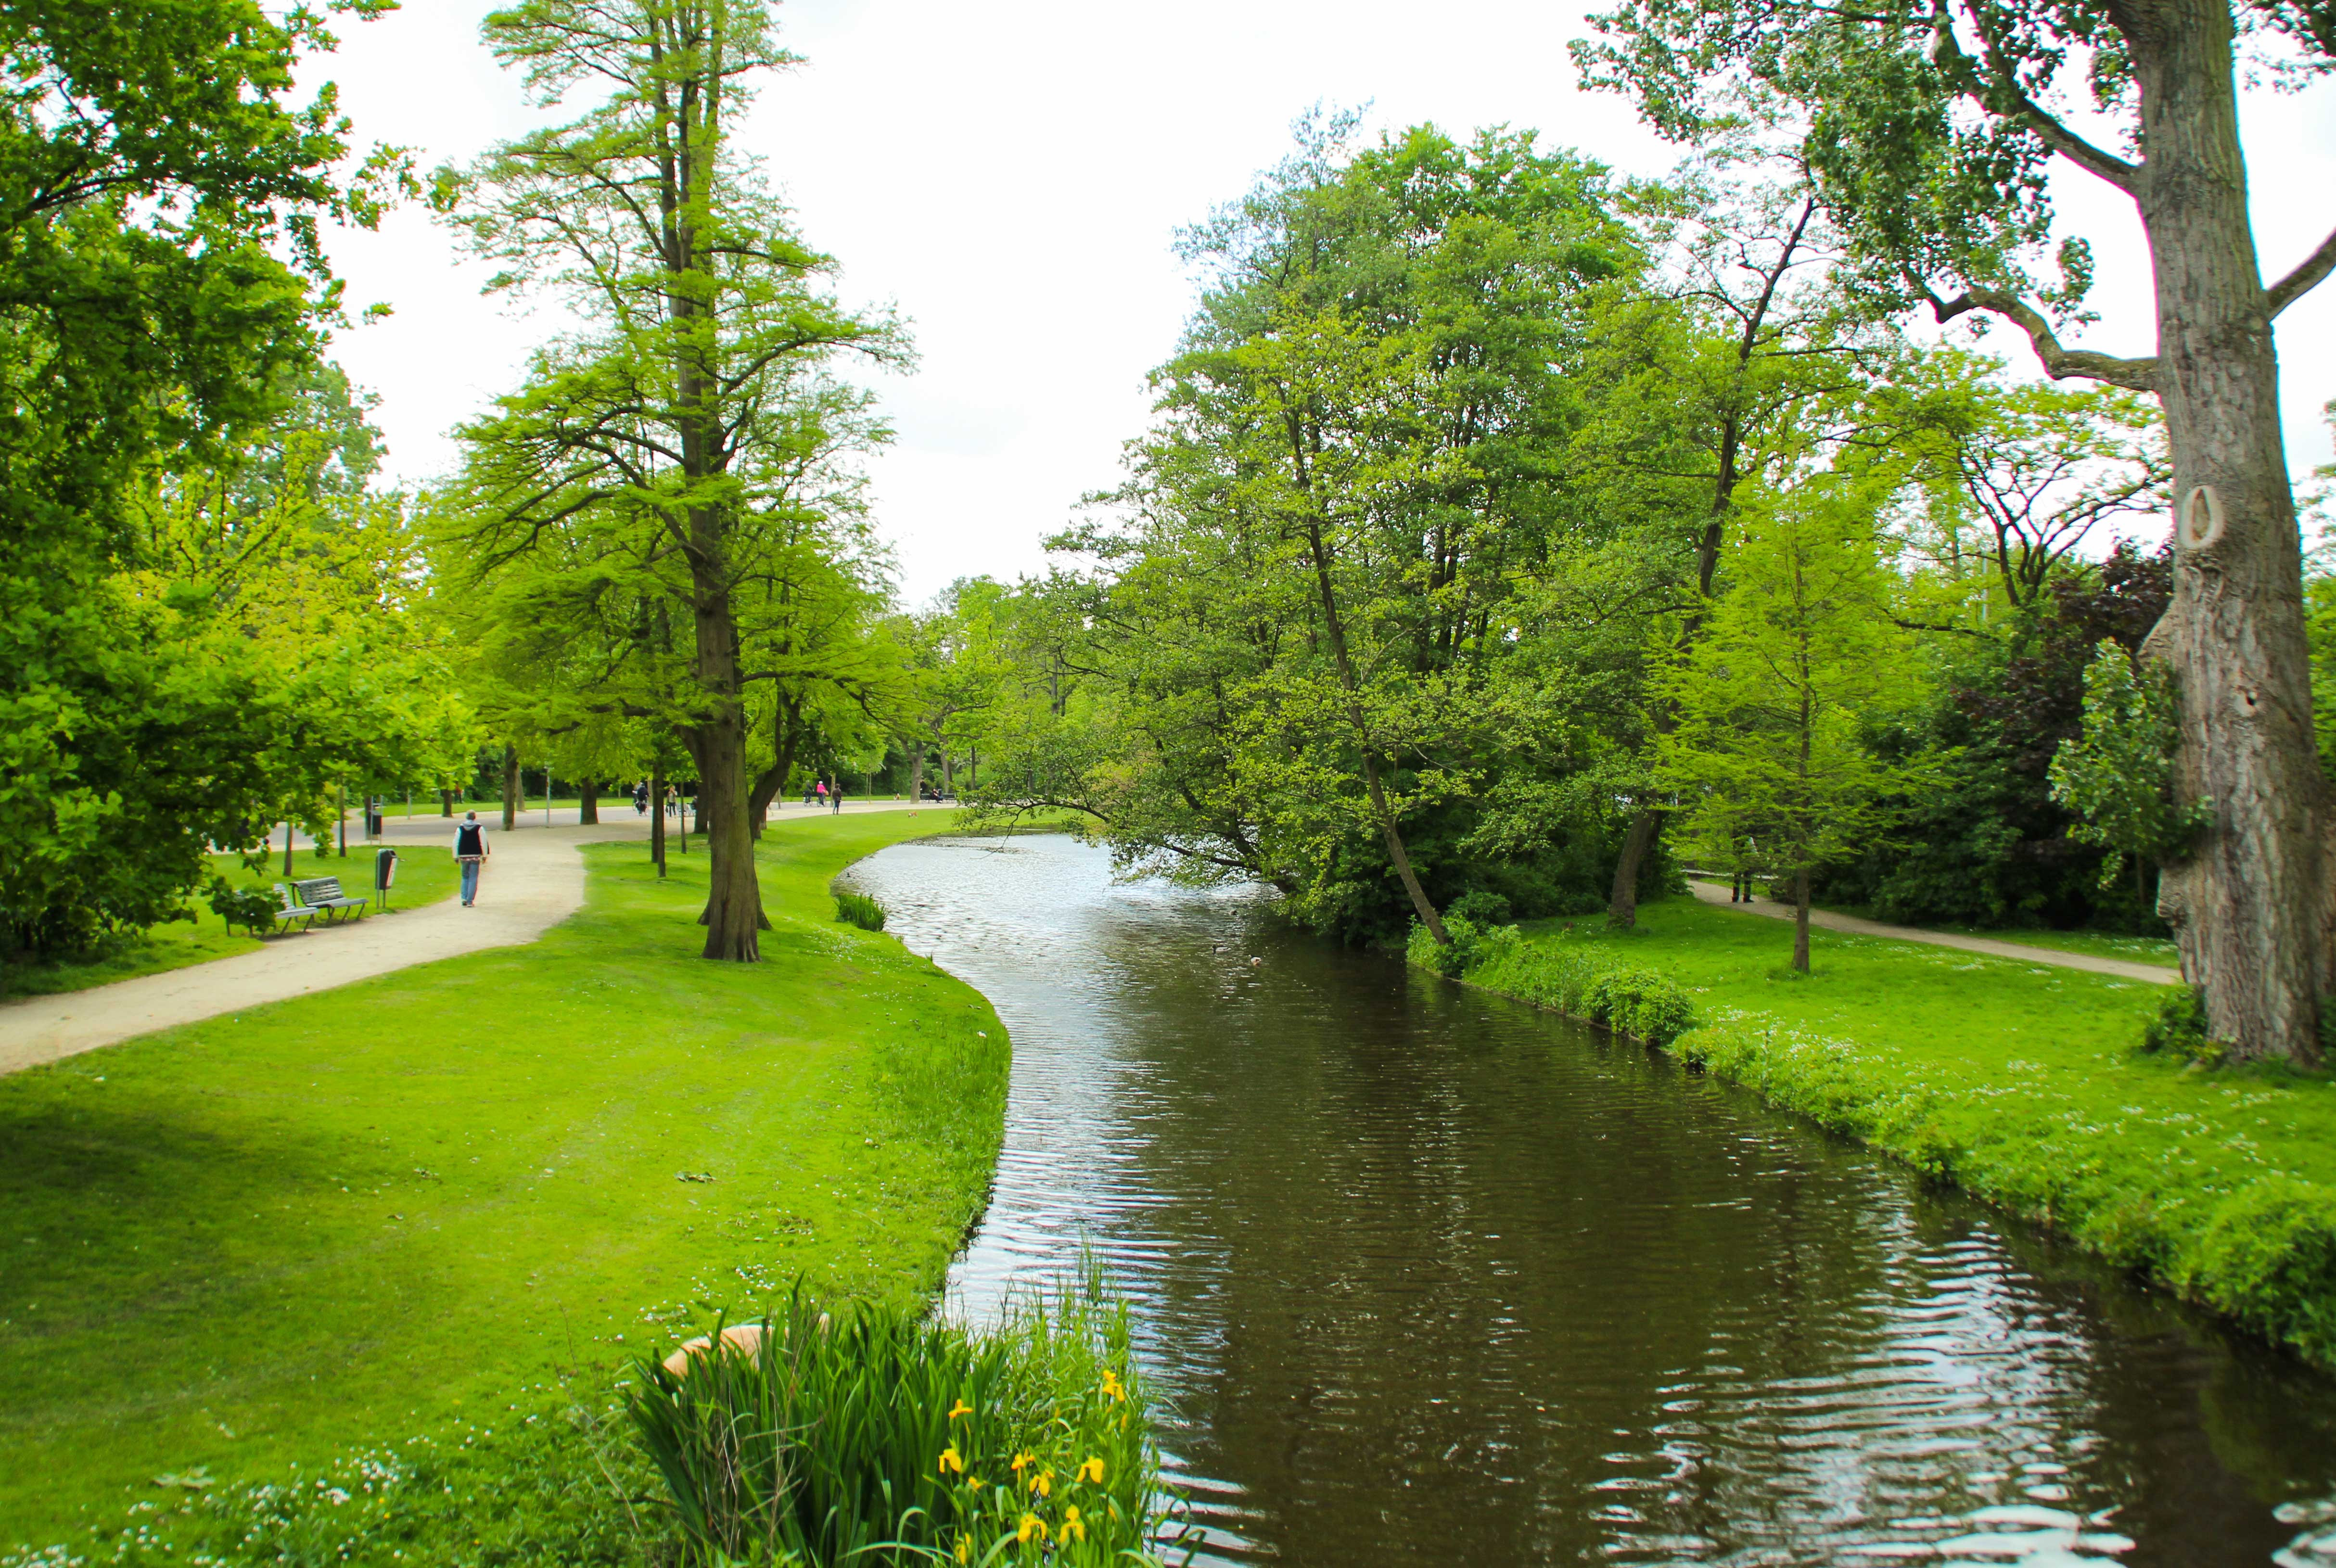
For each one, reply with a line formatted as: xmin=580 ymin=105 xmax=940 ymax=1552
xmin=1010 ymin=1450 xmax=1034 ymax=1474
xmin=954 ymin=1539 xmax=970 ymax=1565
xmin=1099 ymin=1369 xmax=1126 ymax=1403
xmin=1031 ymin=1468 xmax=1053 ymax=1498
xmin=948 ymin=1399 xmax=973 ymax=1420
xmin=1017 ymin=1513 xmax=1047 ymax=1545
xmin=937 ymin=1444 xmax=964 ymax=1476
xmin=1061 ymin=1505 xmax=1088 ymax=1544
xmin=1076 ymin=1455 xmax=1106 ymax=1485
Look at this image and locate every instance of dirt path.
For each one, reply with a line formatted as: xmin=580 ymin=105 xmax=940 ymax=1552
xmin=1687 ymin=879 xmax=2181 ymax=985
xmin=0 ymin=803 xmax=960 ymax=1077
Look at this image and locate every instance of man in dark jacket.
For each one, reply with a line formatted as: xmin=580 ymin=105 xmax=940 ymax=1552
xmin=453 ymin=811 xmax=490 ymax=905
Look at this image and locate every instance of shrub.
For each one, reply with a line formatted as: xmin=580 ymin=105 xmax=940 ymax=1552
xmin=626 ymin=1277 xmax=1173 ymax=1567
xmin=835 ymin=890 xmax=887 ymax=932
xmin=1446 ymin=889 xmax=1513 ymax=927
xmin=1448 ymin=939 xmax=1691 ymax=1046
xmin=206 ymin=877 xmax=278 ymax=937
xmin=2139 ymin=985 xmax=2222 ymax=1066
xmin=1406 ymin=915 xmax=1522 ymax=980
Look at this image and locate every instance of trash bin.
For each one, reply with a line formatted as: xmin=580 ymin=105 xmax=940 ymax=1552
xmin=374 ymin=847 xmax=398 ymax=910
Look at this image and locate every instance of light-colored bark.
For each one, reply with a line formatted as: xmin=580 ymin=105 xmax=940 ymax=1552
xmin=2132 ymin=0 xmax=2330 ymax=1064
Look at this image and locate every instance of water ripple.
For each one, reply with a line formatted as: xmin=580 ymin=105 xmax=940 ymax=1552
xmin=845 ymin=836 xmax=2336 ymax=1567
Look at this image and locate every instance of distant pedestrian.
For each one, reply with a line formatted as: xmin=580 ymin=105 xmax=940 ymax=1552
xmin=829 ymin=779 xmax=842 ymax=815
xmin=453 ymin=811 xmax=489 ymax=905
xmin=632 ymin=782 xmax=648 ymax=816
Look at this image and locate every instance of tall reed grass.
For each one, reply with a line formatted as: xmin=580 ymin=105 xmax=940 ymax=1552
xmin=626 ymin=1275 xmax=1176 ymax=1567
xmin=834 ymin=891 xmax=888 ymax=932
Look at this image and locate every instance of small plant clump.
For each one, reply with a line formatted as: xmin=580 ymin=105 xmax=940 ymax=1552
xmin=835 ymin=890 xmax=888 ymax=932
xmin=625 ymin=1276 xmax=1178 ymax=1567
xmin=2139 ymin=986 xmax=2225 ymax=1068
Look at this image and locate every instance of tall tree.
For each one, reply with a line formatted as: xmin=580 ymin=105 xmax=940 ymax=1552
xmin=1659 ymin=478 xmax=1927 ymax=970
xmin=1577 ymin=0 xmax=2336 ymax=1059
xmin=438 ymin=0 xmax=903 ymax=960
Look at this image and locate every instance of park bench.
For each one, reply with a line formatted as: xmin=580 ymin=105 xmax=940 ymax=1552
xmin=270 ymin=884 xmax=323 ymax=934
xmin=293 ymin=876 xmax=369 ymax=924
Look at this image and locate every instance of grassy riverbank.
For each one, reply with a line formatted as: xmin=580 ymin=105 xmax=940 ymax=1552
xmin=0 ymin=812 xmax=1007 ymax=1553
xmin=0 ymin=850 xmax=460 ymax=1000
xmin=1453 ymin=897 xmax=2336 ymax=1366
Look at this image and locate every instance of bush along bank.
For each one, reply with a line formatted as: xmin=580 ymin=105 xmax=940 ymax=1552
xmin=1410 ymin=907 xmax=2336 ymax=1370
xmin=1408 ymin=918 xmax=1700 ymax=1045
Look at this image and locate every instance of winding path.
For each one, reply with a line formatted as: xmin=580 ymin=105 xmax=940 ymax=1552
xmin=0 ymin=801 xmax=954 ymax=1078
xmin=1687 ymin=878 xmax=2182 ymax=985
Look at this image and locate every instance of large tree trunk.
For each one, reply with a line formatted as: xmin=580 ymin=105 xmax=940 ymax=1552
xmin=2137 ymin=2 xmax=2330 ymax=1065
xmin=500 ymin=744 xmax=518 ymax=831
xmin=1607 ymin=808 xmax=1662 ymax=930
xmin=686 ymin=540 xmax=766 ymax=960
xmin=909 ymin=746 xmax=924 ymax=800
xmin=579 ymin=779 xmax=599 ymax=826
xmin=439 ymin=788 xmax=453 ymax=818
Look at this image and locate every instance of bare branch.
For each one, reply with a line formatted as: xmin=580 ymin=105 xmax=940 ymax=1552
xmin=1925 ymin=284 xmax=2158 ymax=391
xmin=2267 ymin=221 xmax=2336 ymax=319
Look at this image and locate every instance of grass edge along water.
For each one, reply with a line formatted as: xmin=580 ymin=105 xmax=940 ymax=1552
xmin=1411 ymin=911 xmax=2336 ymax=1371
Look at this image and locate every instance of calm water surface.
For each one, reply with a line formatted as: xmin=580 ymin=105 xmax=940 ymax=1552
xmin=843 ymin=835 xmax=2336 ymax=1567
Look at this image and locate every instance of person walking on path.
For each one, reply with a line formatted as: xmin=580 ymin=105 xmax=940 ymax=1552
xmin=829 ymin=778 xmax=842 ymax=815
xmin=453 ymin=811 xmax=490 ymax=905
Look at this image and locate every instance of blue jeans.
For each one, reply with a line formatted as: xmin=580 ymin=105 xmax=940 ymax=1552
xmin=460 ymin=859 xmax=481 ymax=903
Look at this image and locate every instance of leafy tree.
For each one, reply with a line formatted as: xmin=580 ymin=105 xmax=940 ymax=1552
xmin=0 ymin=0 xmax=410 ymax=958
xmin=2051 ymin=640 xmax=2211 ymax=895
xmin=435 ymin=0 xmax=904 ymax=959
xmin=1576 ymin=0 xmax=2336 ymax=1059
xmin=1659 ymin=479 xmax=1926 ymax=971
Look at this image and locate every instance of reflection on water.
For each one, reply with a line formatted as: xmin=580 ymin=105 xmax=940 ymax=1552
xmin=842 ymin=835 xmax=2336 ymax=1567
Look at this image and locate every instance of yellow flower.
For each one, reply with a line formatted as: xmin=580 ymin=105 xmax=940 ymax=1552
xmin=1017 ymin=1513 xmax=1047 ymax=1545
xmin=1061 ymin=1505 xmax=1087 ymax=1544
xmin=965 ymin=1475 xmax=983 ymax=1491
xmin=937 ymin=1444 xmax=964 ymax=1476
xmin=1099 ymin=1369 xmax=1126 ymax=1403
xmin=1031 ymin=1468 xmax=1053 ymax=1498
xmin=947 ymin=1399 xmax=973 ymax=1420
xmin=954 ymin=1538 xmax=970 ymax=1566
xmin=1009 ymin=1450 xmax=1034 ymax=1475
xmin=1076 ymin=1455 xmax=1106 ymax=1485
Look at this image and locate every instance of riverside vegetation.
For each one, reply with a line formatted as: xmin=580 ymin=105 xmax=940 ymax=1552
xmin=1415 ymin=898 xmax=2336 ymax=1368
xmin=0 ymin=814 xmax=1186 ymax=1564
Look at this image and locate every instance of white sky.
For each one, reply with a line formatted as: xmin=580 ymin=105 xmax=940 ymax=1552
xmin=309 ymin=0 xmax=2336 ymax=608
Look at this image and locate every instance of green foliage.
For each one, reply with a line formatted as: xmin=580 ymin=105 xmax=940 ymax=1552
xmin=1405 ymin=914 xmax=1519 ymax=979
xmin=836 ymin=890 xmax=888 ymax=932
xmin=1657 ymin=484 xmax=1931 ymax=937
xmin=1421 ymin=925 xmax=1699 ymax=1045
xmin=1813 ymin=543 xmax=2173 ymax=932
xmin=202 ymin=877 xmax=279 ymax=938
xmin=2048 ymin=641 xmax=2209 ymax=891
xmin=2138 ymin=986 xmax=2223 ymax=1067
xmin=626 ymin=1279 xmax=1167 ymax=1567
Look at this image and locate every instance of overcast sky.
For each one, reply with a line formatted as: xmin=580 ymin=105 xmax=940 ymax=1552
xmin=309 ymin=0 xmax=2336 ymax=608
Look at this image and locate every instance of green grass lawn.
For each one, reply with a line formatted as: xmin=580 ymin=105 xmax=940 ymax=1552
xmin=1685 ymin=877 xmax=2182 ymax=968
xmin=0 ymin=812 xmax=1006 ymax=1551
xmin=1 ymin=850 xmax=459 ymax=1000
xmin=1475 ymin=897 xmax=2336 ymax=1364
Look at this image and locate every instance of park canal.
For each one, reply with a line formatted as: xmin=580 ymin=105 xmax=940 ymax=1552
xmin=843 ymin=834 xmax=2336 ymax=1567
